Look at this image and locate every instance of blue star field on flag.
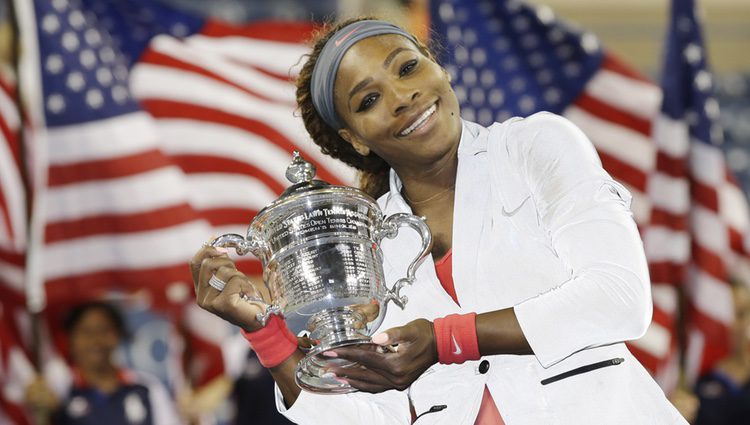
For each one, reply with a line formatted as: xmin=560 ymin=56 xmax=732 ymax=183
xmin=35 ymin=0 xmax=203 ymax=127
xmin=660 ymin=0 xmax=724 ymax=148
xmin=429 ymin=0 xmax=604 ymax=126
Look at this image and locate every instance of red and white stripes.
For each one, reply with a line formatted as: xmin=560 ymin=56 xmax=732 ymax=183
xmin=565 ymin=51 xmax=750 ymax=388
xmin=0 ymin=71 xmax=27 ymax=296
xmin=564 ymin=54 xmax=683 ymax=388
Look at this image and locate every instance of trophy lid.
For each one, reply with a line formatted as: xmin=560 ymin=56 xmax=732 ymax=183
xmin=252 ymin=151 xmax=373 ymax=222
xmin=278 ymin=151 xmax=332 ymax=197
xmin=244 ymin=151 xmax=385 ymax=261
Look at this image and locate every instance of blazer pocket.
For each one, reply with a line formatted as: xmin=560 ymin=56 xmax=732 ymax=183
xmin=540 ymin=358 xmax=624 ymax=385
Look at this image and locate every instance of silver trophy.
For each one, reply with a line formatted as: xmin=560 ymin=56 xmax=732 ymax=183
xmin=210 ymin=152 xmax=431 ymax=393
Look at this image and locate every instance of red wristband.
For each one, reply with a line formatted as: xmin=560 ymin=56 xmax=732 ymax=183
xmin=240 ymin=315 xmax=298 ymax=368
xmin=433 ymin=313 xmax=480 ymax=364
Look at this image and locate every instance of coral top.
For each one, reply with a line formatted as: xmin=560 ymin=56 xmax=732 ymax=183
xmin=434 ymin=250 xmax=505 ymax=425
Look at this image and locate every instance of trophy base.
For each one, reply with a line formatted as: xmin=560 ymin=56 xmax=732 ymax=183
xmin=294 ymin=307 xmax=374 ymax=394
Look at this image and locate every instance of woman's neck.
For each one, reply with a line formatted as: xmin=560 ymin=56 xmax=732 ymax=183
xmin=395 ymin=145 xmax=458 ymax=258
xmin=79 ymin=363 xmax=120 ymax=393
xmin=397 ymin=145 xmax=459 ymax=206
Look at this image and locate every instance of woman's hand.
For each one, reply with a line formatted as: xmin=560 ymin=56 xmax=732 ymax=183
xmin=189 ymin=245 xmax=269 ymax=332
xmin=324 ymin=318 xmax=437 ymax=393
xmin=24 ymin=375 xmax=60 ymax=412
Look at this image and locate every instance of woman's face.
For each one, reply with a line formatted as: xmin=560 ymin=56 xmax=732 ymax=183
xmin=333 ymin=34 xmax=462 ymax=173
xmin=69 ymin=308 xmax=121 ymax=370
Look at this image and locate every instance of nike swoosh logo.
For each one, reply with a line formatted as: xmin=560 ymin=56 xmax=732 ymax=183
xmin=451 ymin=334 xmax=462 ymax=355
xmin=500 ymin=195 xmax=531 ymax=217
xmin=335 ymin=25 xmax=362 ymax=47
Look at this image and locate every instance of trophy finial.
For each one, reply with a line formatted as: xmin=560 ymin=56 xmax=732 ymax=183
xmin=285 ymin=151 xmax=316 ymax=184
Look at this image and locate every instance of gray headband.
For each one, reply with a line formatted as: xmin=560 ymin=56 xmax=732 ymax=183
xmin=310 ymin=20 xmax=419 ymax=130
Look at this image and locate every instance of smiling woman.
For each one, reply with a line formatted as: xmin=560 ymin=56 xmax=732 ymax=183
xmin=332 ymin=34 xmax=461 ymax=197
xmin=190 ymin=17 xmax=691 ymax=425
xmin=296 ymin=18 xmax=460 ymax=200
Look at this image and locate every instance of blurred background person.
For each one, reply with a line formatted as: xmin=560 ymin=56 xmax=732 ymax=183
xmin=669 ymin=386 xmax=701 ymax=424
xmin=23 ymin=301 xmax=179 ymax=425
xmin=230 ymin=350 xmax=294 ymax=425
xmin=693 ymin=282 xmax=750 ymax=424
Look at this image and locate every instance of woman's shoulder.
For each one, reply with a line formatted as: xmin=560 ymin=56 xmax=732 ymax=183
xmin=497 ymin=111 xmax=587 ymax=144
xmin=487 ymin=111 xmax=573 ymax=132
xmin=489 ymin=111 xmax=598 ymax=165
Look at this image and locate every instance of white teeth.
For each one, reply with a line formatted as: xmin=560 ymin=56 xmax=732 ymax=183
xmin=400 ymin=104 xmax=437 ymax=136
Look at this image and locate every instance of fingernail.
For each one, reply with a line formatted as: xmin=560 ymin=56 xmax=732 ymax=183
xmin=334 ymin=378 xmax=349 ymax=385
xmin=321 ymin=372 xmax=336 ymax=379
xmin=215 ymin=247 xmax=229 ymax=254
xmin=322 ymin=351 xmax=337 ymax=357
xmin=371 ymin=333 xmax=388 ymax=345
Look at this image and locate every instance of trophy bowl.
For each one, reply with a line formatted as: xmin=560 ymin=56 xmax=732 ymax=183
xmin=210 ymin=152 xmax=431 ymax=393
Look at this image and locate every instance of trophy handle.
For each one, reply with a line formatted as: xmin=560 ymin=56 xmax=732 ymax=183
xmin=375 ymin=213 xmax=432 ymax=310
xmin=210 ymin=233 xmax=264 ymax=256
xmin=209 ymin=234 xmax=280 ymax=326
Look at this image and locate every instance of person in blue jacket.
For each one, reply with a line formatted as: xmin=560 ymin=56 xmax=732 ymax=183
xmin=25 ymin=301 xmax=178 ymax=425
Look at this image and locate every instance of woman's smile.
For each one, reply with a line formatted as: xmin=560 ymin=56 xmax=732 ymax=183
xmin=332 ymin=34 xmax=461 ymax=169
xmin=398 ymin=101 xmax=438 ymax=138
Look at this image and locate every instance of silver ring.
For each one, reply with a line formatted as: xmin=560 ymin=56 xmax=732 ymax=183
xmin=208 ymin=274 xmax=226 ymax=291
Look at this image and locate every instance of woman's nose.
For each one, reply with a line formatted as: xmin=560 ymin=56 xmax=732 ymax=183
xmin=389 ymin=84 xmax=420 ymax=116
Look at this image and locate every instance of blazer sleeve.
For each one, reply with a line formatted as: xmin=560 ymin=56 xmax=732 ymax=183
xmin=275 ymin=385 xmax=411 ymax=425
xmin=509 ymin=112 xmax=652 ymax=368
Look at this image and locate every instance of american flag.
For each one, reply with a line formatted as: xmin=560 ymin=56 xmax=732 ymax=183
xmin=658 ymin=0 xmax=750 ymax=382
xmin=0 ymin=67 xmax=35 ymax=425
xmin=5 ymin=0 xmax=354 ymax=398
xmin=0 ymin=302 xmax=35 ymax=425
xmin=430 ymin=0 xmax=749 ymax=389
xmin=0 ymin=67 xmax=27 ymax=315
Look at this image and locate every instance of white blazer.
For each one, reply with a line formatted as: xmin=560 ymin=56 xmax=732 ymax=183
xmin=276 ymin=113 xmax=687 ymax=424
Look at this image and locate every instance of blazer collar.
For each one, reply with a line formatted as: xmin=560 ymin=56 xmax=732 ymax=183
xmin=383 ymin=119 xmax=483 ymax=214
xmin=380 ymin=120 xmax=490 ymax=308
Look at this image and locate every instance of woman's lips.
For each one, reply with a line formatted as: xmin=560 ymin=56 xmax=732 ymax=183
xmin=399 ymin=103 xmax=438 ymax=137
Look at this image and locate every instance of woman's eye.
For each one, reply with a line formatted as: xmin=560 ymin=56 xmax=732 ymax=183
xmin=357 ymin=94 xmax=379 ymax=112
xmin=399 ymin=59 xmax=418 ymax=77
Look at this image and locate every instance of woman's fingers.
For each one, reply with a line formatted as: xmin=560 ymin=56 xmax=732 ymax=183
xmin=328 ymin=357 xmax=411 ymax=392
xmin=326 ymin=345 xmax=411 ymax=392
xmin=370 ymin=319 xmax=429 ymax=348
xmin=190 ymin=246 xmax=228 ymax=294
xmin=327 ymin=344 xmax=391 ymax=373
xmin=188 ymin=246 xmax=208 ymax=285
xmin=216 ymin=268 xmax=267 ymax=310
xmin=190 ymin=251 xmax=269 ymax=332
xmin=196 ymin=256 xmax=235 ymax=296
xmin=325 ymin=319 xmax=438 ymax=393
xmin=334 ymin=371 xmax=396 ymax=393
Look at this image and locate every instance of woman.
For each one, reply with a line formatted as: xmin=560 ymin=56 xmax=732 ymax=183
xmin=24 ymin=302 xmax=178 ymax=425
xmin=190 ymin=18 xmax=688 ymax=424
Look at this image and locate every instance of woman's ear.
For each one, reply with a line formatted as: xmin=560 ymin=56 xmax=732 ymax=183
xmin=338 ymin=128 xmax=371 ymax=156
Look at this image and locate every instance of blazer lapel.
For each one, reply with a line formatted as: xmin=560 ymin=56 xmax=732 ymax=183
xmin=451 ymin=122 xmax=490 ymax=309
xmin=378 ymin=178 xmax=458 ymax=318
